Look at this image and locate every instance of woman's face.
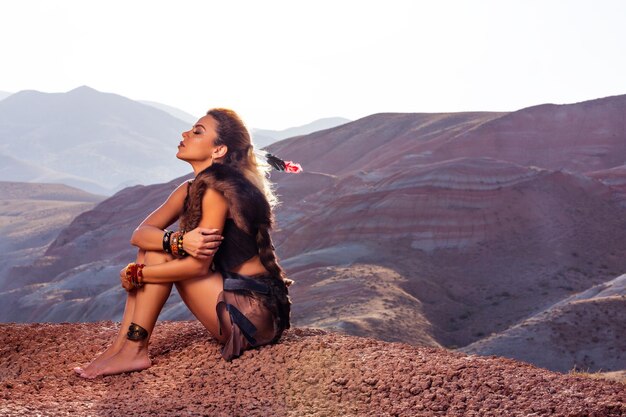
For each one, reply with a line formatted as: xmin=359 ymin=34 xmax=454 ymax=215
xmin=176 ymin=114 xmax=225 ymax=163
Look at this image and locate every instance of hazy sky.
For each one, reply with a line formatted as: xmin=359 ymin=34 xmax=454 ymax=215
xmin=1 ymin=0 xmax=624 ymax=129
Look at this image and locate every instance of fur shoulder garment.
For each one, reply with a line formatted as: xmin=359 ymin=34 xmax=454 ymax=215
xmin=179 ymin=163 xmax=272 ymax=235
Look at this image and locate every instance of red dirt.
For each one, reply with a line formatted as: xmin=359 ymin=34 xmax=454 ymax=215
xmin=1 ymin=321 xmax=624 ymax=416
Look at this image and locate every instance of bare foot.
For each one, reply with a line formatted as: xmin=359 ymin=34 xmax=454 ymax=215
xmin=77 ymin=344 xmax=152 ymax=379
xmin=73 ymin=340 xmax=124 ymax=376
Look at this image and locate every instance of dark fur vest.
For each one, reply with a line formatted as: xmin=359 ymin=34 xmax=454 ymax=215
xmin=179 ymin=163 xmax=272 ymax=235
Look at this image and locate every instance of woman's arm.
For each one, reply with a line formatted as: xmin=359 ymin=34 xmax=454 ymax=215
xmin=130 ymin=181 xmax=189 ymax=251
xmin=140 ymin=188 xmax=229 ymax=284
xmin=130 ymin=182 xmax=224 ymax=258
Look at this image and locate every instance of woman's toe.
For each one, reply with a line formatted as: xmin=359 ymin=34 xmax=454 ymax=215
xmin=77 ymin=369 xmax=95 ymax=379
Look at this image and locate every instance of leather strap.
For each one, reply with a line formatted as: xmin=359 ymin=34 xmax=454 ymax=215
xmin=223 ymin=271 xmax=271 ymax=294
xmin=226 ymin=304 xmax=258 ymax=346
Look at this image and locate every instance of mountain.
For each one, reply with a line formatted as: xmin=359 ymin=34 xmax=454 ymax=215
xmin=0 ymin=91 xmax=11 ymax=101
xmin=425 ymin=95 xmax=626 ymax=173
xmin=0 ymin=86 xmax=192 ymax=194
xmin=3 ymin=94 xmax=626 ymax=374
xmin=139 ymin=100 xmax=197 ymax=125
xmin=0 ymin=87 xmax=346 ymax=194
xmin=1 ymin=322 xmax=624 ymax=416
xmin=267 ymin=112 xmax=506 ymax=175
xmin=0 ymin=181 xmax=104 ymax=290
xmin=268 ymin=95 xmax=626 ymax=176
xmin=251 ymin=117 xmax=351 ymax=149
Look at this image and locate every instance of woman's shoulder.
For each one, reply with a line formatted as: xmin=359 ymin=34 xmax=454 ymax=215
xmin=164 ymin=179 xmax=194 ymax=203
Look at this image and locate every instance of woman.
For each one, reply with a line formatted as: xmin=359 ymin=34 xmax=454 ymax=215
xmin=73 ymin=108 xmax=299 ymax=379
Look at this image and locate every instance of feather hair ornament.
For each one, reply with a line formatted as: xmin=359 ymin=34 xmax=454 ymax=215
xmin=264 ymin=153 xmax=303 ymax=173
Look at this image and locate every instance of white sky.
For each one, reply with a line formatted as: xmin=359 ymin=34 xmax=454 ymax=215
xmin=1 ymin=0 xmax=624 ymax=129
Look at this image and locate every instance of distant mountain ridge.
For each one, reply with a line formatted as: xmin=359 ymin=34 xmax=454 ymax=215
xmin=0 ymin=91 xmax=11 ymax=101
xmin=0 ymin=86 xmax=192 ymax=194
xmin=0 ymin=87 xmax=350 ymax=194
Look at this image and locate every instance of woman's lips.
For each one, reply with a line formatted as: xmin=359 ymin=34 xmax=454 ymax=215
xmin=178 ymin=141 xmax=185 ymax=147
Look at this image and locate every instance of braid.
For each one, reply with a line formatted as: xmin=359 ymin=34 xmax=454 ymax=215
xmin=256 ymin=224 xmax=293 ymax=336
xmin=256 ymin=225 xmax=291 ymax=284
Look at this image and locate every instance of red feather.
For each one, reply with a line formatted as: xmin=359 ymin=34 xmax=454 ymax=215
xmin=283 ymin=161 xmax=303 ymax=173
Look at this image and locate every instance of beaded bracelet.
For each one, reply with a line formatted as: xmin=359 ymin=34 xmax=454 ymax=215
xmin=169 ymin=230 xmax=188 ymax=258
xmin=170 ymin=231 xmax=181 ymax=257
xmin=162 ymin=230 xmax=173 ymax=254
xmin=124 ymin=263 xmax=145 ymax=290
xmin=176 ymin=230 xmax=188 ymax=257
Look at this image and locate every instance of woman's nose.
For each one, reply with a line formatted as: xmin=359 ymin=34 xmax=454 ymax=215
xmin=182 ymin=130 xmax=189 ymax=139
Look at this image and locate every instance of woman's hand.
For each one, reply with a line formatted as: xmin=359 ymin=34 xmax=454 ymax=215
xmin=183 ymin=227 xmax=224 ymax=259
xmin=120 ymin=265 xmax=135 ymax=292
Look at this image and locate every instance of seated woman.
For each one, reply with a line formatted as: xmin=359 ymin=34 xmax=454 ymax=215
xmin=73 ymin=108 xmax=298 ymax=378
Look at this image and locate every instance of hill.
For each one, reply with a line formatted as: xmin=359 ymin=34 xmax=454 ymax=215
xmin=0 ymin=182 xmax=104 ymax=291
xmin=461 ymin=274 xmax=626 ymax=372
xmin=268 ymin=95 xmax=626 ymax=175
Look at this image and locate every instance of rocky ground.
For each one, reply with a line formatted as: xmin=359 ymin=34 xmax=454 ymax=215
xmin=0 ymin=321 xmax=624 ymax=416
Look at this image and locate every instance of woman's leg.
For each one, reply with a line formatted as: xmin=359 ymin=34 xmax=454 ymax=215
xmin=174 ymin=271 xmax=228 ymax=344
xmin=73 ymin=249 xmax=146 ymax=375
xmin=76 ymin=250 xmax=174 ymax=378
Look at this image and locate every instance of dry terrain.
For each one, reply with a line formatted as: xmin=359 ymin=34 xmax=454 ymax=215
xmin=0 ymin=321 xmax=624 ymax=416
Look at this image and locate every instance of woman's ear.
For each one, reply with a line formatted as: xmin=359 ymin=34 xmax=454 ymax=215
xmin=213 ymin=144 xmax=228 ymax=159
